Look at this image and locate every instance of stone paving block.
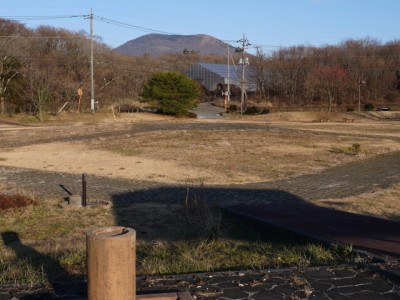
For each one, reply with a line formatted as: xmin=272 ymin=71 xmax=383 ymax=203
xmin=210 ymin=287 xmax=251 ymax=298
xmin=250 ymin=289 xmax=279 ymax=300
xmin=205 ymin=276 xmax=233 ymax=285
xmin=194 ymin=285 xmax=222 ymax=295
xmin=237 ymin=286 xmax=267 ymax=294
xmin=339 ymin=290 xmax=396 ymax=300
xmin=332 ymin=268 xmax=358 ymax=278
xmin=309 ymin=291 xmax=332 ymax=299
xmin=376 ymin=265 xmax=400 ymax=284
xmin=206 ymin=280 xmax=237 ymax=289
xmin=330 ymin=283 xmax=378 ymax=295
xmin=190 ymin=289 xmax=223 ymax=300
xmin=292 ymin=289 xmax=313 ymax=299
xmin=269 ymin=282 xmax=298 ymax=295
xmin=364 ymin=279 xmax=397 ymax=293
xmin=323 ymin=291 xmax=355 ymax=299
xmin=0 ymin=293 xmax=11 ymax=300
xmin=301 ymin=268 xmax=337 ymax=279
xmin=333 ymin=275 xmax=384 ymax=287
xmin=309 ymin=280 xmax=333 ymax=292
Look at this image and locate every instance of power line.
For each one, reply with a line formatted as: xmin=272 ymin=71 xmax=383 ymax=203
xmin=3 ymin=14 xmax=398 ymax=53
xmin=1 ymin=14 xmax=399 ymax=60
xmin=0 ymin=15 xmax=88 ymax=21
xmin=0 ymin=35 xmax=86 ymax=39
xmin=93 ymin=15 xmax=175 ymax=35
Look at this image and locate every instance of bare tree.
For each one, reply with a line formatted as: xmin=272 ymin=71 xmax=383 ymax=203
xmin=0 ymin=19 xmax=30 ymax=113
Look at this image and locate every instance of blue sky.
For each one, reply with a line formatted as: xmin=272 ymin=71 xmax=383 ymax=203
xmin=1 ymin=0 xmax=399 ymax=54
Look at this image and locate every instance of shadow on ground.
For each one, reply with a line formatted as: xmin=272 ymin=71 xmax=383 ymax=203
xmin=111 ymin=185 xmax=400 ymax=258
xmin=111 ymin=186 xmax=302 ymax=241
xmin=1 ymin=231 xmax=75 ymax=299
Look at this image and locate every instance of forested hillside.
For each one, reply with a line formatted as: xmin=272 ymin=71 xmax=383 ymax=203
xmin=0 ymin=18 xmax=399 ymax=115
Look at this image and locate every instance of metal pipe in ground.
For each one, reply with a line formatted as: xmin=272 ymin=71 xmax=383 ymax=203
xmin=86 ymin=227 xmax=136 ymax=300
xmin=82 ymin=173 xmax=87 ymax=207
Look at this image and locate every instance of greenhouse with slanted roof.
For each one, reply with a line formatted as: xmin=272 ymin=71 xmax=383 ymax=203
xmin=185 ymin=62 xmax=257 ymax=93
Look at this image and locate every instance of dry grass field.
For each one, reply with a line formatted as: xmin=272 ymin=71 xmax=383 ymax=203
xmin=1 ymin=111 xmax=400 ymax=186
xmin=0 ymin=110 xmax=399 ymax=283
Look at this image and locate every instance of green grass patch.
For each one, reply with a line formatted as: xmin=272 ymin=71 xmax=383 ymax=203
xmin=0 ymin=258 xmax=47 ymax=284
xmin=136 ymin=233 xmax=366 ymax=275
xmin=0 ymin=193 xmax=371 ymax=284
xmin=331 ymin=143 xmax=362 ymax=155
xmin=117 ymin=149 xmax=144 ymax=156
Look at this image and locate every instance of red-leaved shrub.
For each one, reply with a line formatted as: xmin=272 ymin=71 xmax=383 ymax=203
xmin=0 ymin=193 xmax=38 ymax=210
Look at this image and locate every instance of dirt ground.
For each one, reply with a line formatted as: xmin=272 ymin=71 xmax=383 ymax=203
xmin=0 ymin=142 xmax=218 ymax=183
xmin=0 ymin=113 xmax=195 ymax=183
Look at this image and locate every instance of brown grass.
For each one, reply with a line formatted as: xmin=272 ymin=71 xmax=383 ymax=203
xmin=318 ymin=183 xmax=400 ymax=221
xmin=87 ymin=125 xmax=400 ymax=184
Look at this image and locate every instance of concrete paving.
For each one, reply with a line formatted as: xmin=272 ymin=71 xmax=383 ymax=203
xmin=225 ymin=203 xmax=400 ymax=258
xmin=190 ymin=102 xmax=226 ymax=119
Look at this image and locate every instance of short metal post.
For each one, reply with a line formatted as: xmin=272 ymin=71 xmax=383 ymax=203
xmin=82 ymin=173 xmax=87 ymax=207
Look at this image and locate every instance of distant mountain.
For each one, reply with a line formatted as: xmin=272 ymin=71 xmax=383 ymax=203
xmin=114 ymin=34 xmax=232 ymax=56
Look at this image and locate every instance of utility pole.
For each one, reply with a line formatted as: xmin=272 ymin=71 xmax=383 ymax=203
xmin=227 ymin=44 xmax=230 ymax=104
xmin=238 ymin=34 xmax=250 ymax=115
xmin=221 ymin=42 xmax=231 ymax=112
xmin=255 ymin=45 xmax=263 ymax=98
xmin=358 ymin=78 xmax=366 ymax=112
xmin=90 ymin=9 xmax=95 ymax=113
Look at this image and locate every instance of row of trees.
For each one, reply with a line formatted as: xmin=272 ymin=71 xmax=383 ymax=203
xmin=253 ymin=38 xmax=400 ymax=110
xmin=0 ymin=18 xmax=399 ymax=117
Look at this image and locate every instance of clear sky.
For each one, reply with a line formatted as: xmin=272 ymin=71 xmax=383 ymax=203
xmin=1 ymin=0 xmax=399 ymax=54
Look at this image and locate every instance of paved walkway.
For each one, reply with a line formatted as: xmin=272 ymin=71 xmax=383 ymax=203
xmin=1 ymin=263 xmax=399 ymax=299
xmin=145 ymin=264 xmax=400 ymax=299
xmin=190 ymin=102 xmax=226 ymax=119
xmin=225 ymin=203 xmax=400 ymax=258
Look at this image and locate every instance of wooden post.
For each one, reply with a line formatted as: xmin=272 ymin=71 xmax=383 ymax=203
xmin=87 ymin=227 xmax=136 ymax=300
xmin=77 ymin=86 xmax=83 ymax=112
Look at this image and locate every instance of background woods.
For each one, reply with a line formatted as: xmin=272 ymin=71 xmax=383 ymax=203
xmin=256 ymin=39 xmax=400 ymax=110
xmin=0 ymin=18 xmax=399 ymax=115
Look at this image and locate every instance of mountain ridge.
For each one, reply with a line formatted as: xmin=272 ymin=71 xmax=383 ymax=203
xmin=114 ymin=33 xmax=231 ymax=56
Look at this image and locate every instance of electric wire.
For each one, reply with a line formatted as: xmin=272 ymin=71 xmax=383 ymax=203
xmin=0 ymin=14 xmax=399 ymax=65
xmin=1 ymin=13 xmax=399 ymax=55
xmin=0 ymin=15 xmax=88 ymax=21
xmin=93 ymin=15 xmax=174 ymax=36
